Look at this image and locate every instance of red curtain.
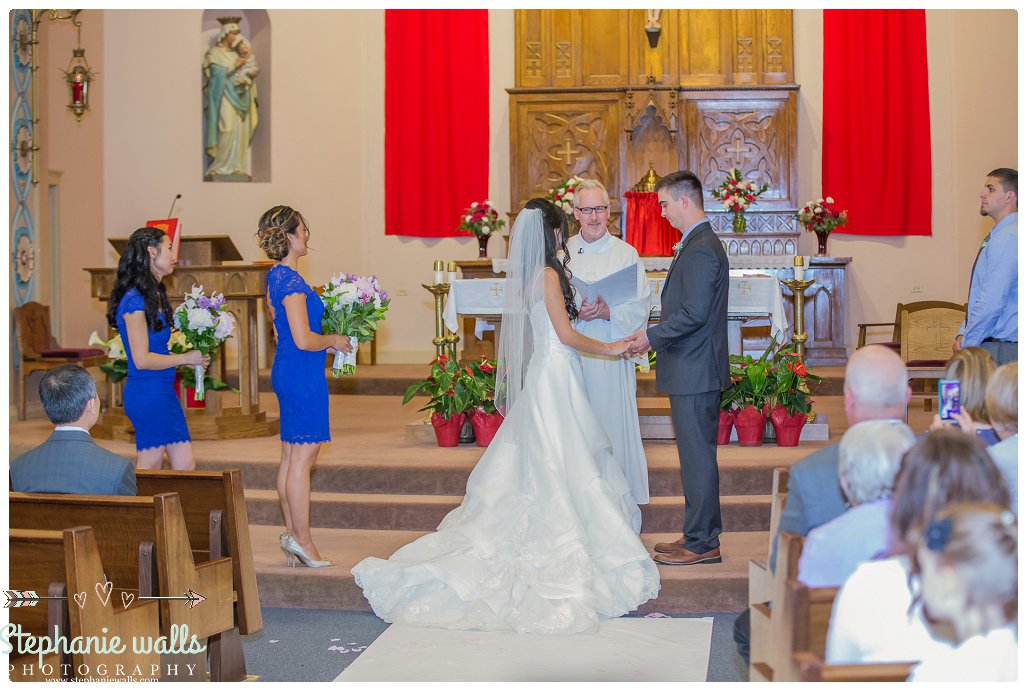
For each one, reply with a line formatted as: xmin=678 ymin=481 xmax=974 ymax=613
xmin=384 ymin=10 xmax=489 ymax=237
xmin=822 ymin=10 xmax=932 ymax=236
xmin=623 ymin=192 xmax=677 ymax=256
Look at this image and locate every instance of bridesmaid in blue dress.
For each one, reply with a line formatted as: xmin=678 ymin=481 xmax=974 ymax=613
xmin=257 ymin=205 xmax=352 ymax=568
xmin=107 ymin=227 xmax=209 ymax=470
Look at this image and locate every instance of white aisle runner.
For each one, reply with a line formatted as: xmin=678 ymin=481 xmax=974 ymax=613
xmin=335 ymin=617 xmax=714 ymax=682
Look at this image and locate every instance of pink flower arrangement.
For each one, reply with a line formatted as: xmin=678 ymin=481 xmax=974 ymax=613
xmin=545 ymin=176 xmax=584 ymax=216
xmin=714 ymin=167 xmax=769 ymax=212
xmin=796 ymin=197 xmax=848 ymax=235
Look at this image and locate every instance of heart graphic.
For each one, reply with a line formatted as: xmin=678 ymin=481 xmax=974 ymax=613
xmin=73 ymin=592 xmax=88 ymax=609
xmin=121 ymin=591 xmax=135 ymax=609
xmin=95 ymin=579 xmax=113 ymax=607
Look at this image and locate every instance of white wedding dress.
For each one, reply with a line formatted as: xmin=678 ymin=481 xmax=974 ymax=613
xmin=351 ymin=301 xmax=660 ymax=635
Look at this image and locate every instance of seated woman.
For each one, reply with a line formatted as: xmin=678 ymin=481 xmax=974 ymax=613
xmin=797 ymin=420 xmax=915 ymax=587
xmin=929 ymin=346 xmax=998 ymax=445
xmin=985 ymin=362 xmax=1017 ymax=512
xmin=908 ymin=503 xmax=1017 ymax=682
xmin=825 ymin=429 xmax=1010 ymax=664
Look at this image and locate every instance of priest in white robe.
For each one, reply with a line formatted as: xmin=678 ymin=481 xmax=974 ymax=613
xmin=567 ymin=179 xmax=651 ymax=507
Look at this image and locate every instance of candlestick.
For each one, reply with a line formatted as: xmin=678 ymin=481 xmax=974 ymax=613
xmin=433 ymin=259 xmax=444 ymax=286
xmin=447 ymin=260 xmax=458 ymax=285
xmin=793 ymin=255 xmax=804 ymax=281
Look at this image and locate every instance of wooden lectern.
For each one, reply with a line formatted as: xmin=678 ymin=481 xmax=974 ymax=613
xmin=87 ymin=235 xmax=278 ymax=440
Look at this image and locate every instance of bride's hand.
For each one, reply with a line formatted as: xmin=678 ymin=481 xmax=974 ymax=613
xmin=606 ymin=339 xmax=631 ymax=357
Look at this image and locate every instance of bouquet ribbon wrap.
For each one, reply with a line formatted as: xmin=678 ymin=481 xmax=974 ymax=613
xmin=194 ymin=364 xmax=206 ymax=400
xmin=332 ymin=336 xmax=360 ymax=376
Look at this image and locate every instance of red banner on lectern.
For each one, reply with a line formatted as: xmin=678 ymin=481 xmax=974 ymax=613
xmin=146 ymin=218 xmax=179 ymax=243
xmin=623 ymin=192 xmax=678 ymax=256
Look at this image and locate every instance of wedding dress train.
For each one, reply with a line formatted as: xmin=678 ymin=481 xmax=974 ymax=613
xmin=351 ymin=302 xmax=660 ymax=635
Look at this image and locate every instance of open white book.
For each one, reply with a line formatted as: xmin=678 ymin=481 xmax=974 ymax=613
xmin=569 ymin=264 xmax=638 ymax=307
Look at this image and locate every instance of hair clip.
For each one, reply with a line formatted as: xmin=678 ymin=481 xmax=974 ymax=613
xmin=925 ymin=516 xmax=952 ymax=552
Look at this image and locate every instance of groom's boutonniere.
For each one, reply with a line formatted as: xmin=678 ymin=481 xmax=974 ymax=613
xmin=672 ymin=239 xmax=684 ymax=256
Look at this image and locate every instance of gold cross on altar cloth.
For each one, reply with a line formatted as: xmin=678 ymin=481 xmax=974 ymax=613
xmin=727 ymin=133 xmax=752 ymax=165
xmin=735 ymin=281 xmax=752 ymax=295
xmin=489 ymin=282 xmax=504 ymax=297
xmin=557 ymin=140 xmax=580 ymax=166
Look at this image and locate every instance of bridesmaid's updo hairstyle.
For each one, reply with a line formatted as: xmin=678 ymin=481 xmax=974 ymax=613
xmin=257 ymin=205 xmax=309 ymax=261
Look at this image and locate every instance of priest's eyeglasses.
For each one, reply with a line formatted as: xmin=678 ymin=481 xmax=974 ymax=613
xmin=576 ymin=206 xmax=609 ymax=215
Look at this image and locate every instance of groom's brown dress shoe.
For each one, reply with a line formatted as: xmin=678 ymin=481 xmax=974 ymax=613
xmin=654 ymin=536 xmax=688 ymax=554
xmin=653 ymin=547 xmax=722 ymax=566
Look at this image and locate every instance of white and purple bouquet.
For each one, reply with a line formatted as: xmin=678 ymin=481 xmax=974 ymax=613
xmin=321 ymin=273 xmax=390 ymax=377
xmin=172 ymin=284 xmax=236 ymax=399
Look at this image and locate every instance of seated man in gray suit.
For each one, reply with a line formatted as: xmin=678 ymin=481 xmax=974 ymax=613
xmin=11 ymin=364 xmax=135 ymax=495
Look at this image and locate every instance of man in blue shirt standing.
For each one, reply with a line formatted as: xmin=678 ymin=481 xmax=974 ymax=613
xmin=956 ymin=168 xmax=1018 ymax=365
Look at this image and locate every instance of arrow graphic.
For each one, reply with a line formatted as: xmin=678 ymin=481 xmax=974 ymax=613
xmin=140 ymin=589 xmax=207 ymax=609
xmin=4 ymin=590 xmax=66 ymax=607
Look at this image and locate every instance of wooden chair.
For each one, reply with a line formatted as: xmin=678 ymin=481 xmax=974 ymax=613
xmin=9 ymin=526 xmax=161 ymax=681
xmin=748 ymin=467 xmax=789 ymax=681
xmin=14 ymin=301 xmax=106 ymax=420
xmin=792 ymin=652 xmax=913 ymax=682
xmin=9 ymin=491 xmax=235 ymax=681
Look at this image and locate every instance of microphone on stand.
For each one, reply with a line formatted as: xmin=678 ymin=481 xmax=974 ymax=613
xmin=578 ymin=247 xmax=584 ymax=254
xmin=167 ymin=193 xmax=182 ymax=218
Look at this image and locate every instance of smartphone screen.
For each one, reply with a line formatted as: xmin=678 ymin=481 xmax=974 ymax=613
xmin=938 ymin=379 xmax=961 ymax=420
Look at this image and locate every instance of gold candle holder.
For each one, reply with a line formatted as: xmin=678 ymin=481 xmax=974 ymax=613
xmin=778 ymin=256 xmax=815 ymax=359
xmin=443 ymin=261 xmax=460 ymax=360
xmin=423 ymin=260 xmax=451 ymax=358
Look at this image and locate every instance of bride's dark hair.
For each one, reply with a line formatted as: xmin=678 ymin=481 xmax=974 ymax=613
xmin=524 ymin=198 xmax=578 ymax=320
xmin=106 ymin=226 xmax=173 ymax=332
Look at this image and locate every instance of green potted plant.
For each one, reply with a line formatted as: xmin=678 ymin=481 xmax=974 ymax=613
xmin=403 ymin=354 xmax=473 ymax=447
xmin=726 ymin=341 xmax=778 ymax=446
xmin=769 ymin=347 xmax=823 ymax=446
xmin=462 ymin=357 xmax=502 ymax=447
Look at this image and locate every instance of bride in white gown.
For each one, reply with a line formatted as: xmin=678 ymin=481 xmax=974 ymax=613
xmin=351 ymin=199 xmax=660 ymax=635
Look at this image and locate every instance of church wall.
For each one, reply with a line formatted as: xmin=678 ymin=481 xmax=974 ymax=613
xmin=41 ymin=9 xmax=1015 ymax=366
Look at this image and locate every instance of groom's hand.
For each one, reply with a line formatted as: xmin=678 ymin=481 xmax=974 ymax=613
xmin=625 ymin=330 xmax=650 ymax=355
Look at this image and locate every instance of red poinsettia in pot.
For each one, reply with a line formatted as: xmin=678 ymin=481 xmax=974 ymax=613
xmin=462 ymin=357 xmax=503 ymax=447
xmin=726 ymin=342 xmax=778 ymax=446
xmin=769 ymin=348 xmax=823 ymax=447
xmin=402 ymin=354 xmax=471 ymax=447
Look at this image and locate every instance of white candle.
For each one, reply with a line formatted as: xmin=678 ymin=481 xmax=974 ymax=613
xmin=447 ymin=271 xmax=458 ymax=284
xmin=434 ymin=269 xmax=445 ymax=285
xmin=793 ymin=263 xmax=803 ymax=281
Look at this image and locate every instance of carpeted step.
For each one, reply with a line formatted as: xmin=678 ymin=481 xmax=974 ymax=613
xmin=251 ymin=524 xmax=764 ymax=615
xmin=244 ymin=490 xmax=771 ymax=533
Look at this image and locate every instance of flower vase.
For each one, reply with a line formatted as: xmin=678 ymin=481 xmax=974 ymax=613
xmin=770 ymin=405 xmax=807 ymax=447
xmin=477 ymin=235 xmax=489 ymax=258
xmin=717 ymin=409 xmax=735 ymax=445
xmin=815 ymin=230 xmax=830 ymax=256
xmin=734 ymin=405 xmax=768 ymax=447
xmin=431 ymin=412 xmax=466 ymax=447
xmin=732 ymin=210 xmax=747 ymax=233
xmin=332 ymin=336 xmax=359 ymax=377
xmin=469 ymin=408 xmax=504 ymax=447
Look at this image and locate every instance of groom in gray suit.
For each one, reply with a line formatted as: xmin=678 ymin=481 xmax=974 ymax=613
xmin=627 ymin=170 xmax=729 ymax=565
xmin=11 ymin=364 xmax=135 ymax=496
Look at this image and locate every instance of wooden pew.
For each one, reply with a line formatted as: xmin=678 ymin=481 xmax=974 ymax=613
xmin=792 ymin=652 xmax=913 ymax=682
xmin=747 ymin=467 xmax=789 ymax=682
xmin=750 ymin=530 xmax=804 ymax=682
xmin=134 ymin=469 xmax=261 ymax=633
xmin=9 ymin=492 xmax=235 ymax=681
xmin=8 ymin=527 xmax=160 ymax=682
xmin=135 ymin=469 xmax=261 ymax=681
xmin=778 ymin=580 xmax=838 ymax=681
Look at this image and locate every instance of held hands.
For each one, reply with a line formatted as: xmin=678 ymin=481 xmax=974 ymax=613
xmin=182 ymin=350 xmax=210 ymax=367
xmin=623 ymin=329 xmax=651 ymax=356
xmin=929 ymin=408 xmax=976 ymax=435
xmin=578 ymin=296 xmax=611 ymax=322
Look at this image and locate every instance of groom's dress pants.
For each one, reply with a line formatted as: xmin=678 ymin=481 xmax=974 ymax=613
xmin=669 ymin=390 xmax=723 ymax=553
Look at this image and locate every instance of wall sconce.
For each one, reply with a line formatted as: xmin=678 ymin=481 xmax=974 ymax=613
xmin=11 ymin=9 xmax=98 ymax=186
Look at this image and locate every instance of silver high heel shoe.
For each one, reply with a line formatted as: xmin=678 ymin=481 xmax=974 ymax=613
xmin=285 ymin=535 xmax=333 ymax=568
xmin=279 ymin=533 xmax=292 ymax=566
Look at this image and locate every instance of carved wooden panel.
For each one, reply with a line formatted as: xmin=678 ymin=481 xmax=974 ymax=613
xmin=510 ymin=95 xmax=621 ymax=212
xmin=682 ymin=91 xmax=797 ymax=210
xmin=515 ymin=10 xmax=794 ymax=87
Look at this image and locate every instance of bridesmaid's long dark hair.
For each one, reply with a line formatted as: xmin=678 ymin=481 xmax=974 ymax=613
xmin=524 ymin=198 xmax=578 ymax=321
xmin=106 ymin=227 xmax=173 ymax=332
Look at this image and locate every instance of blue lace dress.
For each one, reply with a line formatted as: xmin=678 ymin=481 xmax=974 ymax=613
xmin=267 ymin=264 xmax=331 ymax=444
xmin=116 ymin=288 xmax=190 ymax=451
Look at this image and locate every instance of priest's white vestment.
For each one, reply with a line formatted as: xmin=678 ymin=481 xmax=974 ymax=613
xmin=567 ymin=231 xmax=650 ymax=504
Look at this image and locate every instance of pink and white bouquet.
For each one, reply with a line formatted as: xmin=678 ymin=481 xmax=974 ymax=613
xmin=545 ymin=176 xmax=585 ymax=216
xmin=457 ymin=200 xmax=505 ymax=239
xmin=714 ymin=167 xmax=769 ymax=212
xmin=321 ymin=273 xmax=390 ymax=377
xmin=796 ymin=197 xmax=848 ymax=235
xmin=172 ymin=284 xmax=235 ymax=399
